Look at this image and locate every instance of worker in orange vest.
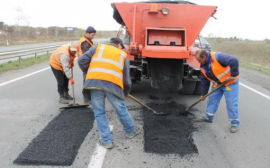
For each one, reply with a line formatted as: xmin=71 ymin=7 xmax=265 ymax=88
xmin=78 ymin=26 xmax=96 ymax=105
xmin=195 ymin=49 xmax=240 ymax=133
xmin=78 ymin=37 xmax=141 ymax=149
xmin=50 ymin=42 xmax=78 ymax=104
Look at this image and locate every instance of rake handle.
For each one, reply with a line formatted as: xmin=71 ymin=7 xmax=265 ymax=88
xmin=71 ymin=67 xmax=75 ymax=105
xmin=186 ymin=79 xmax=230 ymax=111
xmin=129 ymin=94 xmax=158 ymax=114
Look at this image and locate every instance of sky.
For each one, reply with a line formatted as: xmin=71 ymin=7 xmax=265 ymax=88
xmin=0 ymin=0 xmax=269 ymax=40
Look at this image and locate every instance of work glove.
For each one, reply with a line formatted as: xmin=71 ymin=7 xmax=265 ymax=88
xmin=69 ymin=78 xmax=75 ymax=85
xmin=229 ymin=76 xmax=237 ymax=81
xmin=200 ymin=95 xmax=206 ymax=101
xmin=125 ymin=94 xmax=129 ymax=98
xmin=69 ymin=63 xmax=74 ymax=68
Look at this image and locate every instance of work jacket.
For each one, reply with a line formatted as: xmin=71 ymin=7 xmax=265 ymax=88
xmin=85 ymin=43 xmax=127 ymax=90
xmin=50 ymin=44 xmax=75 ymax=72
xmin=200 ymin=52 xmax=239 ymax=87
xmin=78 ymin=36 xmax=93 ymax=58
xmin=78 ymin=44 xmax=131 ymax=100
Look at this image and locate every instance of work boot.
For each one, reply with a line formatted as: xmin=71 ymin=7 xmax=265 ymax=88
xmin=230 ymin=126 xmax=239 ymax=133
xmin=126 ymin=126 xmax=142 ymax=139
xmin=59 ymin=94 xmax=69 ymax=104
xmin=64 ymin=92 xmax=73 ymax=100
xmin=98 ymin=138 xmax=113 ymax=149
xmin=195 ymin=117 xmax=213 ymax=123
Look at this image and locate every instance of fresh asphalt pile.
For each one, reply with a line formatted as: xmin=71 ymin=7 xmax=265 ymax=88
xmin=143 ymin=95 xmax=198 ymax=156
xmin=14 ymin=107 xmax=94 ymax=166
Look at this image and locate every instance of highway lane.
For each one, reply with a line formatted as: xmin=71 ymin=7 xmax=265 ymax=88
xmin=0 ymin=61 xmax=270 ymax=168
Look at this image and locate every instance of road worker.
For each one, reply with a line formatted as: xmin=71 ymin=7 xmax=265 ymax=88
xmin=78 ymin=26 xmax=96 ymax=105
xmin=195 ymin=49 xmax=240 ymax=133
xmin=50 ymin=42 xmax=78 ymax=104
xmin=123 ymin=30 xmax=130 ymax=49
xmin=78 ymin=37 xmax=141 ymax=149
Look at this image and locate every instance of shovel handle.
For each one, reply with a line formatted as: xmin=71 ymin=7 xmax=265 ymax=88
xmin=71 ymin=68 xmax=75 ymax=105
xmin=129 ymin=94 xmax=157 ymax=114
xmin=186 ymin=79 xmax=230 ymax=111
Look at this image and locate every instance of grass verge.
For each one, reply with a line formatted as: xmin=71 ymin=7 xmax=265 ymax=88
xmin=240 ymin=61 xmax=270 ymax=75
xmin=0 ymin=54 xmax=49 ymax=74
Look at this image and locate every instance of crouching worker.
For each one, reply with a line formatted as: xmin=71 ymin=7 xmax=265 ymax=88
xmin=78 ymin=37 xmax=141 ymax=149
xmin=50 ymin=42 xmax=78 ymax=104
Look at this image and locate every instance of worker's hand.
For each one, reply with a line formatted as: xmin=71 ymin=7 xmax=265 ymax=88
xmin=228 ymin=76 xmax=237 ymax=81
xmin=125 ymin=94 xmax=129 ymax=98
xmin=69 ymin=78 xmax=75 ymax=85
xmin=69 ymin=63 xmax=74 ymax=68
xmin=200 ymin=96 xmax=206 ymax=101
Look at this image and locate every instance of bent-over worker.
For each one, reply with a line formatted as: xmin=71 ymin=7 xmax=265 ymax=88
xmin=195 ymin=49 xmax=240 ymax=133
xmin=78 ymin=37 xmax=141 ymax=149
xmin=50 ymin=42 xmax=78 ymax=104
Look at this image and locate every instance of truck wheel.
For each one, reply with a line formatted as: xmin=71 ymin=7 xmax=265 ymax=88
xmin=180 ymin=80 xmax=196 ymax=95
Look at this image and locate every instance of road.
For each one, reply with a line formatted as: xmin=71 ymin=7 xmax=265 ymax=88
xmin=0 ymin=59 xmax=270 ymax=168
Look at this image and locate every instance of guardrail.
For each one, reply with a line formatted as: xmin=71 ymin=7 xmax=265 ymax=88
xmin=0 ymin=40 xmax=110 ymax=64
xmin=0 ymin=45 xmax=61 ymax=63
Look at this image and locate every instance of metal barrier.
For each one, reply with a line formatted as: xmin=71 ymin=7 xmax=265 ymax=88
xmin=0 ymin=45 xmax=61 ymax=63
xmin=0 ymin=40 xmax=110 ymax=63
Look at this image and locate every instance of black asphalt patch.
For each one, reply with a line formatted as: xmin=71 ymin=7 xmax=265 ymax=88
xmin=14 ymin=107 xmax=94 ymax=166
xmin=143 ymin=99 xmax=198 ymax=156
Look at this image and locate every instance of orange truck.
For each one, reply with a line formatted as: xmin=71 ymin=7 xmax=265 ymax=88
xmin=112 ymin=1 xmax=217 ymax=94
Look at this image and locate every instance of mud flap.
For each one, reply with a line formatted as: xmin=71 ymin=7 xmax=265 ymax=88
xmin=150 ymin=58 xmax=183 ymax=91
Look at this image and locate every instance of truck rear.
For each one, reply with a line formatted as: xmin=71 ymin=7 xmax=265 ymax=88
xmin=112 ymin=0 xmax=217 ymax=94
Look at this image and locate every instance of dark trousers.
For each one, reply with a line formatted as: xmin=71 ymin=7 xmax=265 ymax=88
xmin=51 ymin=66 xmax=69 ymax=95
xmin=83 ymin=72 xmax=91 ymax=102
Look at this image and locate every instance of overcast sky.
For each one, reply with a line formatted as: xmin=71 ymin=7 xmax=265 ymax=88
xmin=0 ymin=0 xmax=269 ymax=40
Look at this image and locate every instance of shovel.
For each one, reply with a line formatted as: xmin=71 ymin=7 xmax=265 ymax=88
xmin=59 ymin=68 xmax=89 ymax=110
xmin=129 ymin=94 xmax=169 ymax=115
xmin=183 ymin=79 xmax=230 ymax=114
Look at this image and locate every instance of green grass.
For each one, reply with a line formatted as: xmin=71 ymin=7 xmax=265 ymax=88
xmin=239 ymin=61 xmax=270 ymax=75
xmin=0 ymin=54 xmax=50 ymax=74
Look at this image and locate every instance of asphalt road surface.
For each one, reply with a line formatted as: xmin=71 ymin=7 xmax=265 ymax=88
xmin=0 ymin=59 xmax=270 ymax=168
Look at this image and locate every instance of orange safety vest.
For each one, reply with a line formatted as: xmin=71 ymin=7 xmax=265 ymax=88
xmin=78 ymin=36 xmax=94 ymax=58
xmin=200 ymin=52 xmax=239 ymax=86
xmin=85 ymin=44 xmax=127 ymax=89
xmin=49 ymin=44 xmax=75 ymax=72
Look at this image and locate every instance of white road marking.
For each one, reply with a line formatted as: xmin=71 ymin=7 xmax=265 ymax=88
xmin=0 ymin=65 xmax=270 ymax=101
xmin=0 ymin=67 xmax=50 ymax=87
xmin=88 ymin=125 xmax=114 ymax=168
xmin=240 ymin=82 xmax=270 ymax=100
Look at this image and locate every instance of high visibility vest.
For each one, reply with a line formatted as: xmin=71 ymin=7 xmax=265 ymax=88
xmin=85 ymin=44 xmax=127 ymax=89
xmin=49 ymin=45 xmax=75 ymax=71
xmin=78 ymin=36 xmax=93 ymax=58
xmin=200 ymin=52 xmax=239 ymax=86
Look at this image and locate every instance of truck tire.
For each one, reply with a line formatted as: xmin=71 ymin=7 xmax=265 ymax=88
xmin=180 ymin=79 xmax=196 ymax=95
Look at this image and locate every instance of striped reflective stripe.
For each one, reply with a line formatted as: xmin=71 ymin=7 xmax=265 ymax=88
xmin=91 ymin=57 xmax=123 ymax=69
xmin=97 ymin=44 xmax=106 ymax=58
xmin=230 ymin=119 xmax=239 ymax=121
xmin=92 ymin=45 xmax=125 ymax=69
xmin=119 ymin=51 xmax=125 ymax=65
xmin=217 ymin=67 xmax=230 ymax=79
xmin=206 ymin=112 xmax=215 ymax=116
xmin=88 ymin=68 xmax=123 ymax=80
